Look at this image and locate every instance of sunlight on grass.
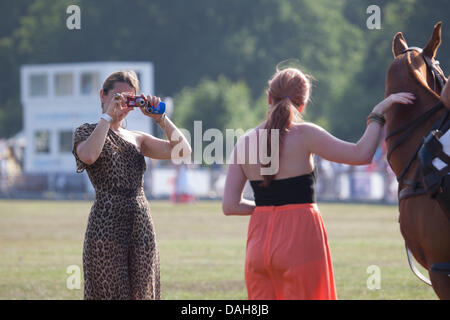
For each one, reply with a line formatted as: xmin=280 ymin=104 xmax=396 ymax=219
xmin=0 ymin=200 xmax=437 ymax=300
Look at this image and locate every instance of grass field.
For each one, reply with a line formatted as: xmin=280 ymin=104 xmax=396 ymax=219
xmin=0 ymin=200 xmax=438 ymax=300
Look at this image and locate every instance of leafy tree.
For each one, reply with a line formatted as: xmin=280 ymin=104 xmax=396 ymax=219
xmin=173 ymin=76 xmax=265 ymax=133
xmin=2 ymin=0 xmax=449 ymax=142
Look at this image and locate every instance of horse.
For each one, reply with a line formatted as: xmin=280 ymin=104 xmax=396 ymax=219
xmin=385 ymin=21 xmax=450 ymax=299
xmin=443 ymin=78 xmax=450 ymax=109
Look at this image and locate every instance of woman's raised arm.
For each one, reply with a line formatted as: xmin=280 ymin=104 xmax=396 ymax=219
xmin=132 ymin=95 xmax=192 ymax=161
xmin=76 ymin=94 xmax=128 ymax=165
xmin=139 ymin=116 xmax=192 ymax=160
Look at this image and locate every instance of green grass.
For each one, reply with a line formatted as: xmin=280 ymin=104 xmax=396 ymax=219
xmin=0 ymin=200 xmax=438 ymax=300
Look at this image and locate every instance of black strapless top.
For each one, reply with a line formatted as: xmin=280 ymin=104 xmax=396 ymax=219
xmin=249 ymin=171 xmax=316 ymax=206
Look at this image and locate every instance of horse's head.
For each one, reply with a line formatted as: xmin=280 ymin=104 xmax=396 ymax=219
xmin=388 ymin=22 xmax=446 ymax=96
xmin=386 ymin=22 xmax=447 ymax=126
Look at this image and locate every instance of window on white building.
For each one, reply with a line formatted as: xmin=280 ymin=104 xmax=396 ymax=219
xmin=29 ymin=74 xmax=48 ymax=97
xmin=54 ymin=73 xmax=73 ymax=96
xmin=59 ymin=130 xmax=73 ymax=153
xmin=35 ymin=130 xmax=50 ymax=154
xmin=81 ymin=72 xmax=99 ymax=95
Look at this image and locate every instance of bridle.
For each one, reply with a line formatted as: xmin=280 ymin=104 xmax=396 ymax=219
xmin=385 ymin=47 xmax=448 ymax=198
xmin=402 ymin=47 xmax=446 ymax=91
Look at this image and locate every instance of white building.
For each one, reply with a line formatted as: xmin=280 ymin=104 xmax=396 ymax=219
xmin=20 ymin=62 xmax=154 ymax=174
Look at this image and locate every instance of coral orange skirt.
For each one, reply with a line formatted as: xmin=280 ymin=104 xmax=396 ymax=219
xmin=245 ymin=203 xmax=337 ymax=300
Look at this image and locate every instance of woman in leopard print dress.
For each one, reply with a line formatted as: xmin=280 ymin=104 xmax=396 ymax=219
xmin=73 ymin=71 xmax=191 ymax=299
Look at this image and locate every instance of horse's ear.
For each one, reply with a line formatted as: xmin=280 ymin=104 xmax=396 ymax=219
xmin=392 ymin=32 xmax=408 ymax=58
xmin=423 ymin=21 xmax=442 ymax=59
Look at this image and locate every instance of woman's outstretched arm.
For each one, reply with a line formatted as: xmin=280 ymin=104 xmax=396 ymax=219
xmin=304 ymin=93 xmax=415 ymax=165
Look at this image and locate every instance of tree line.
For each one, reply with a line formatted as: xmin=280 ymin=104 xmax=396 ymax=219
xmin=0 ymin=0 xmax=449 ymax=141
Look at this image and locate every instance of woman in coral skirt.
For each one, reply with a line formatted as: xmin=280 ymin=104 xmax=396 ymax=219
xmin=222 ymin=66 xmax=414 ymax=300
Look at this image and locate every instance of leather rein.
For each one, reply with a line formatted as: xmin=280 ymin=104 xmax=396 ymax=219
xmin=385 ymin=47 xmax=448 ymax=200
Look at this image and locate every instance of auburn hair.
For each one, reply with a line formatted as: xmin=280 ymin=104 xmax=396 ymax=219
xmin=261 ymin=67 xmax=312 ymax=187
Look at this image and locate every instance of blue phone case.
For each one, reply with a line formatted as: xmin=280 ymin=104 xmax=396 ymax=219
xmin=147 ymin=101 xmax=166 ymax=114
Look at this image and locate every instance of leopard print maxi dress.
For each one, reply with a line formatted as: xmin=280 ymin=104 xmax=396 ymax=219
xmin=72 ymin=123 xmax=161 ymax=300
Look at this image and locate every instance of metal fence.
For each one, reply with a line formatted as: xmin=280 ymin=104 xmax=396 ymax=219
xmin=0 ymin=161 xmax=398 ymax=204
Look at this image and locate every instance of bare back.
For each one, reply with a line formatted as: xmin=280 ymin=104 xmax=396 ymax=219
xmin=237 ymin=122 xmax=315 ymax=181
